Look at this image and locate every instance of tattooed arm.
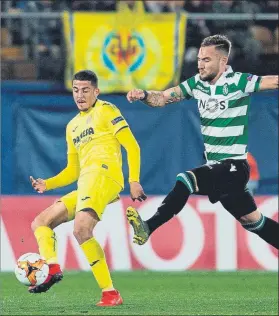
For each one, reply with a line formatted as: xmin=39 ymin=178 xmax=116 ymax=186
xmin=126 ymin=86 xmax=185 ymax=107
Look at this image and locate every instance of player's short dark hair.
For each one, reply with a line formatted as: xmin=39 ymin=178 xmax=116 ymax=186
xmin=73 ymin=70 xmax=98 ymax=87
xmin=201 ymin=35 xmax=231 ymax=56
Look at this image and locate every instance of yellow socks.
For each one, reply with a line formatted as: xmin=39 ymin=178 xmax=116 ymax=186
xmin=34 ymin=228 xmax=113 ymax=290
xmin=80 ymin=237 xmax=113 ymax=290
xmin=34 ymin=226 xmax=58 ymax=264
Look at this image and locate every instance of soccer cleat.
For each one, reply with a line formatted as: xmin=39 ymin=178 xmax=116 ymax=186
xmin=126 ymin=206 xmax=150 ymax=245
xmin=96 ymin=289 xmax=123 ymax=307
xmin=28 ymin=263 xmax=63 ymax=294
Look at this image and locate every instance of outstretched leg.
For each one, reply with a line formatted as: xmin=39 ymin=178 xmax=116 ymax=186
xmin=221 ymin=190 xmax=279 ymax=249
xmin=127 ymin=171 xmax=197 ymax=245
xmin=240 ymin=210 xmax=279 ymax=249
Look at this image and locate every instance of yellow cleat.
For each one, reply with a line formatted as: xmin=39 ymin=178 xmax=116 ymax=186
xmin=126 ymin=206 xmax=150 ymax=245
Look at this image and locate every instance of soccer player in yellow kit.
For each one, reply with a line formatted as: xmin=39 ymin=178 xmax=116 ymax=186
xmin=29 ymin=70 xmax=146 ymax=306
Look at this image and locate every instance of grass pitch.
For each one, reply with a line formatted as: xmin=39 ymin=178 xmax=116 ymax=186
xmin=1 ymin=271 xmax=278 ymax=315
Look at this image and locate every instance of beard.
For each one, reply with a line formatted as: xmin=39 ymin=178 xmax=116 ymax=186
xmin=199 ymin=71 xmax=218 ymax=82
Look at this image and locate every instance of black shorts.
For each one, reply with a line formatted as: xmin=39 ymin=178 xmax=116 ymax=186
xmin=191 ymin=159 xmax=257 ymax=219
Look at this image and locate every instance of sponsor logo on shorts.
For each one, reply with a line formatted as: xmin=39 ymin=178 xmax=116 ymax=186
xmin=81 ymin=196 xmax=90 ymax=201
xmin=102 ymin=164 xmax=108 ymax=169
xmin=230 ymin=164 xmax=237 ymax=172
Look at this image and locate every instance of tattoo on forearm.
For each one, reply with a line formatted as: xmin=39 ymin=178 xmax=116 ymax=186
xmin=141 ymin=91 xmax=165 ymax=107
xmin=141 ymin=87 xmax=184 ymax=107
xmin=165 ymin=88 xmax=183 ymax=104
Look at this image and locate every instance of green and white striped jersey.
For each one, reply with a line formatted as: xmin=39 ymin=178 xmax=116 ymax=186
xmin=179 ymin=66 xmax=262 ymax=162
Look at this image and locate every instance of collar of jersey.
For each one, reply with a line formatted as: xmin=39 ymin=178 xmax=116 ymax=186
xmin=223 ymin=65 xmax=233 ymax=76
xmin=79 ymin=99 xmax=98 ymax=116
xmin=216 ymin=65 xmax=233 ymax=84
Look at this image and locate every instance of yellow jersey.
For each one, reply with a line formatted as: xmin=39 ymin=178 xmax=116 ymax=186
xmin=66 ymin=99 xmax=129 ymax=188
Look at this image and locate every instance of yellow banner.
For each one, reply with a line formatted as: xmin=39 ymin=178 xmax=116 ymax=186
xmin=63 ymin=5 xmax=187 ymax=93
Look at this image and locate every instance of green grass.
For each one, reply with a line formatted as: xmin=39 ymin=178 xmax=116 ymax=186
xmin=1 ymin=271 xmax=278 ymax=315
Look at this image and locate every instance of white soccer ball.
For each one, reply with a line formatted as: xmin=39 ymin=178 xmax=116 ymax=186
xmin=15 ymin=253 xmax=49 ymax=286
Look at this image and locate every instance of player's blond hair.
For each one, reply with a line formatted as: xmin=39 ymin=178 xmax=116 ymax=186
xmin=201 ymin=34 xmax=232 ymax=57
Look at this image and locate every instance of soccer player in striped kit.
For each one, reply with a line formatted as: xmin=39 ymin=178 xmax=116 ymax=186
xmin=126 ymin=34 xmax=279 ymax=250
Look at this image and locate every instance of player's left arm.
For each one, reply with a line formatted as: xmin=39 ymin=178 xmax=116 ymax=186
xmin=103 ymin=103 xmax=146 ymax=201
xmin=259 ymin=75 xmax=279 ymax=91
xmin=116 ymin=127 xmax=147 ymax=202
xmin=104 ymin=103 xmax=147 ymax=201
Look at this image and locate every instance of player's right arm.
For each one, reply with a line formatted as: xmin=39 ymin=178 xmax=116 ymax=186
xmin=126 ymin=85 xmax=187 ymax=108
xmin=30 ymin=124 xmax=80 ymax=193
xmin=30 ymin=153 xmax=79 ymax=193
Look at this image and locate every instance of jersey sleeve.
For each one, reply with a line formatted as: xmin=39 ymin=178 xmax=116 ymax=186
xmin=45 ymin=153 xmax=79 ymax=190
xmin=178 ymin=76 xmax=196 ymax=100
xmin=66 ymin=124 xmax=77 ymax=154
xmin=116 ymin=127 xmax=140 ymax=183
xmin=103 ymin=103 xmax=129 ymax=135
xmin=239 ymin=73 xmax=262 ymax=93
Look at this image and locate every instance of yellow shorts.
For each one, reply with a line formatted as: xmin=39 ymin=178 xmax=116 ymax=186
xmin=60 ymin=172 xmax=122 ymax=221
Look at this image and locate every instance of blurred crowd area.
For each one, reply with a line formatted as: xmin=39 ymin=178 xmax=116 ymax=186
xmin=1 ymin=0 xmax=278 ymax=81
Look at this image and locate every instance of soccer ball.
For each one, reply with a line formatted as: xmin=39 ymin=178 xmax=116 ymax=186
xmin=15 ymin=253 xmax=49 ymax=286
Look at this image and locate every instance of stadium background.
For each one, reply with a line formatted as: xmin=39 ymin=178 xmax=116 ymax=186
xmin=1 ymin=1 xmax=278 ymax=315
